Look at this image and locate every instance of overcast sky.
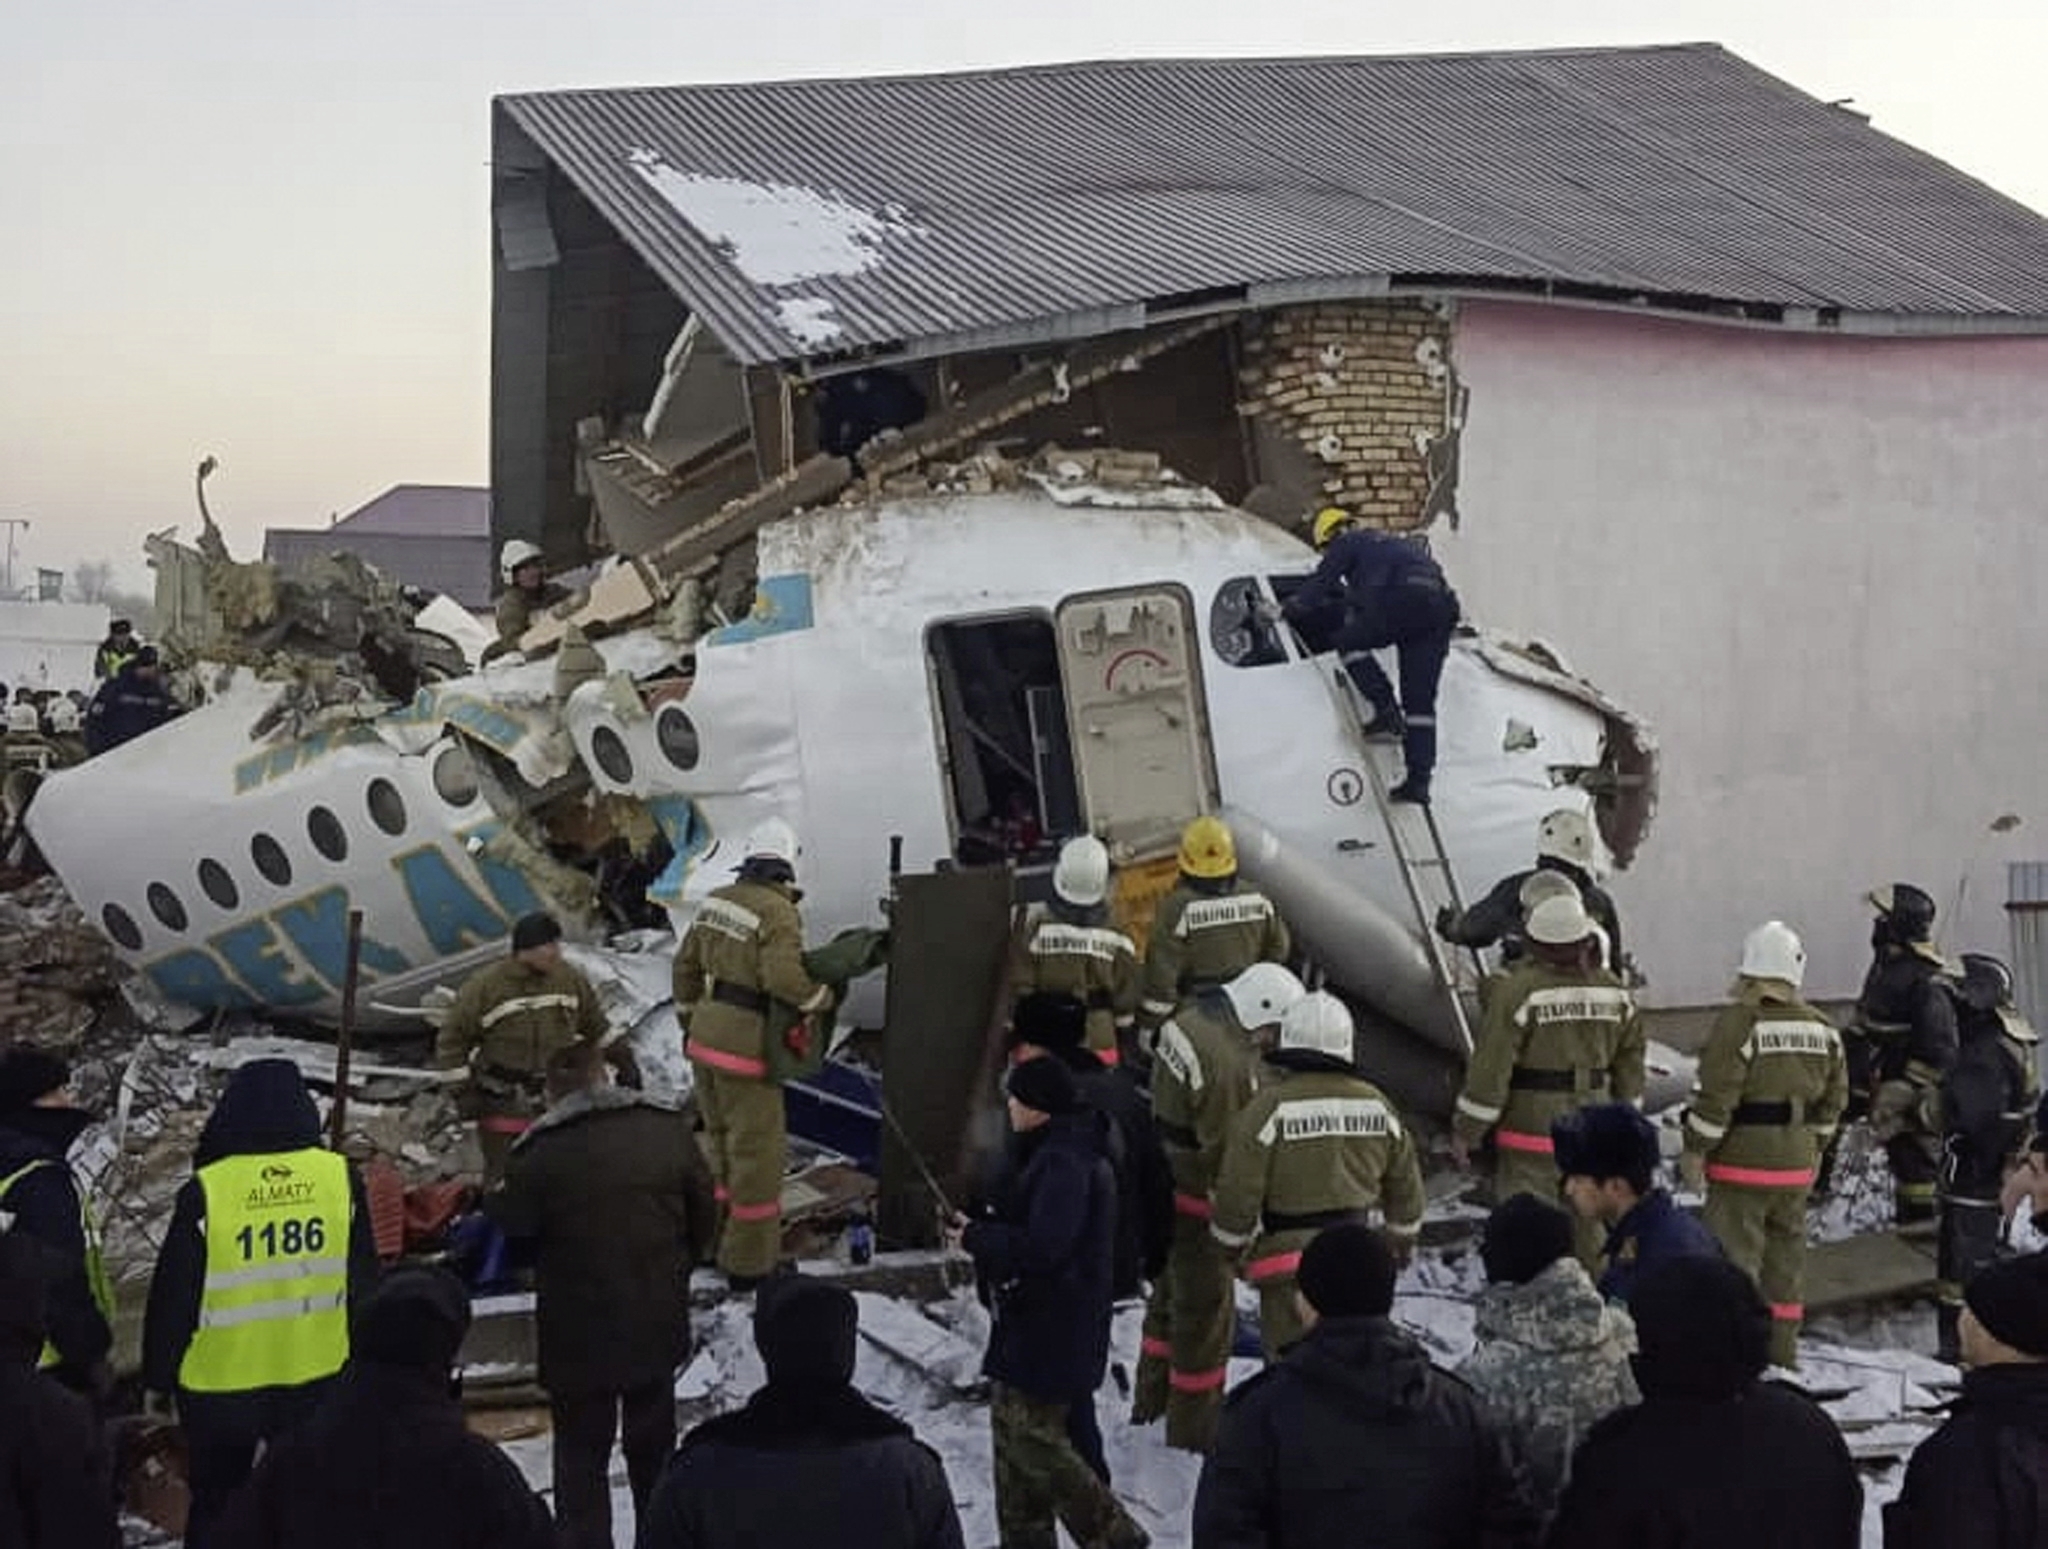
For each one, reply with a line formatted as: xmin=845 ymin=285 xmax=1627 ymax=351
xmin=3 ymin=0 xmax=2043 ymax=589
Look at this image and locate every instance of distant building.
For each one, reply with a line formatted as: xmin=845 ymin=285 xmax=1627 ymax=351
xmin=0 ymin=601 xmax=110 ymax=692
xmin=264 ymin=485 xmax=493 ymax=609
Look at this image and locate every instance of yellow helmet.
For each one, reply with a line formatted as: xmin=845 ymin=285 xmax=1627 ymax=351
xmin=1311 ymin=507 xmax=1353 ymax=549
xmin=1178 ymin=815 xmax=1237 ymax=879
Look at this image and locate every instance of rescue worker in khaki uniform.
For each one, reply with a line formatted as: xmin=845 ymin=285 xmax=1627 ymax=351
xmin=1932 ymin=953 xmax=2040 ymax=1362
xmin=1133 ymin=962 xmax=1305 ymax=1450
xmin=1211 ymin=991 xmax=1425 ymax=1359
xmin=1453 ymin=892 xmax=1644 ymax=1267
xmin=436 ymin=912 xmax=627 ymax=1184
xmin=1679 ymin=921 xmax=1847 ymax=1370
xmin=1139 ymin=816 xmax=1290 ymax=1039
xmin=481 ymin=539 xmax=571 ymax=664
xmin=1852 ymin=883 xmax=1959 ymax=1227
xmin=1010 ymin=835 xmax=1140 ymax=1066
xmin=44 ymin=696 xmax=87 ymax=767
xmin=673 ymin=818 xmax=830 ymax=1287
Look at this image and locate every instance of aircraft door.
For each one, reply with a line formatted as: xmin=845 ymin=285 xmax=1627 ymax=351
xmin=1055 ymin=586 xmax=1219 ymax=856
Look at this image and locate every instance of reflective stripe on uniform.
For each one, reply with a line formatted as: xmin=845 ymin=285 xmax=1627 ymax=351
xmin=1513 ymin=985 xmax=1634 ymax=1028
xmin=1173 ymin=1192 xmax=1213 ymax=1219
xmin=1142 ymin=997 xmax=1178 ymax=1018
xmin=1169 ymin=1365 xmax=1229 ymax=1393
xmin=727 ymin=1199 xmax=781 ymax=1223
xmin=1455 ymin=1094 xmax=1503 ymax=1124
xmin=1255 ymin=1096 xmax=1396 ymax=1147
xmin=1685 ymin=1110 xmax=1729 ymax=1141
xmin=1 ymin=1157 xmax=113 ymax=1372
xmin=478 ymin=1114 xmax=533 ymax=1135
xmin=1211 ymin=1224 xmax=1253 ymax=1250
xmin=690 ymin=1043 xmax=769 ymax=1079
xmin=1741 ymin=1020 xmax=1840 ymax=1060
xmin=1496 ymin=1129 xmax=1554 ymax=1154
xmin=1384 ymin=1216 xmax=1423 ymax=1239
xmin=1245 ymin=1250 xmax=1302 ymax=1282
xmin=691 ymin=897 xmax=762 ymax=942
xmin=1768 ymin=1302 xmax=1803 ymax=1322
xmin=478 ymin=992 xmax=580 ymax=1030
xmin=1140 ymin=1336 xmax=1173 ymax=1359
xmin=1175 ymin=895 xmax=1275 ymax=938
xmin=1031 ymin=923 xmax=1136 ymax=963
xmin=1155 ymin=1023 xmax=1204 ymax=1092
xmin=1705 ymin=1162 xmax=1815 ymax=1188
xmin=179 ymin=1147 xmax=352 ymax=1394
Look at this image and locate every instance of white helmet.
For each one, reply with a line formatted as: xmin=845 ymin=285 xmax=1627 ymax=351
xmin=1536 ymin=809 xmax=1595 ymax=869
xmin=47 ymin=700 xmax=79 ymax=734
xmin=1517 ymin=870 xmax=1581 ymax=913
xmin=499 ymin=539 xmax=544 ymax=583
xmin=1052 ymin=835 xmax=1111 ymax=907
xmin=741 ymin=817 xmax=800 ymax=868
xmin=6 ymin=703 xmax=38 ymax=735
xmin=1277 ymin=990 xmax=1354 ymax=1059
xmin=1222 ymin=962 xmax=1308 ymax=1032
xmin=1526 ymin=893 xmax=1595 ymax=946
xmin=1740 ymin=920 xmax=1806 ymax=987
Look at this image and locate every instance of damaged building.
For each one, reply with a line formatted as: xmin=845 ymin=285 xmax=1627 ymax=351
xmin=487 ymin=42 xmax=2048 ymax=1020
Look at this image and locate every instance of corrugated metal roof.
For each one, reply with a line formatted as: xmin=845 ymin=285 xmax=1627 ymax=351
xmin=498 ymin=44 xmax=2048 ymax=366
xmin=332 ymin=485 xmax=493 ymax=538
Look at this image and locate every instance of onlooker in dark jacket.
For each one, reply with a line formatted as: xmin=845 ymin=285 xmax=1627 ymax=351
xmin=143 ymin=1059 xmax=380 ymax=1549
xmin=638 ymin=1273 xmax=964 ymax=1549
xmin=1458 ymin=1196 xmax=1637 ymax=1525
xmin=0 ymin=1047 xmax=113 ymax=1395
xmin=1009 ymin=990 xmax=1173 ymax=1482
xmin=1547 ymin=1256 xmax=1861 ymax=1549
xmin=1194 ymin=1223 xmax=1539 ymax=1549
xmin=82 ymin=645 xmax=175 ymax=755
xmin=487 ymin=1044 xmax=717 ymax=1549
xmin=0 ymin=1235 xmax=120 ymax=1549
xmin=958 ymin=1055 xmax=1147 ymax=1549
xmin=1552 ymin=1102 xmax=1719 ymax=1306
xmin=1886 ymin=1252 xmax=2048 ymax=1547
xmin=214 ymin=1264 xmax=553 ymax=1549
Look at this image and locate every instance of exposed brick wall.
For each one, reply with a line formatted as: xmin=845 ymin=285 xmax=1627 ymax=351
xmin=1237 ymin=300 xmax=1463 ymax=535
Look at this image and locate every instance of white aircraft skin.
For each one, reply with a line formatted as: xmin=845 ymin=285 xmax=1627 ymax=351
xmin=25 ymin=488 xmax=1653 ymax=1056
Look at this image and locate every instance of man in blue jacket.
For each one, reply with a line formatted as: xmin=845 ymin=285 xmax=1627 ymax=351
xmin=1279 ymin=507 xmax=1460 ymax=804
xmin=1553 ymin=1102 xmax=1720 ymax=1307
xmin=957 ymin=1056 xmax=1148 ymax=1549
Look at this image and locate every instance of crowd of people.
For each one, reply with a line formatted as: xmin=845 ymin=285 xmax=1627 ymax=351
xmin=0 ymin=618 xmax=181 ymax=781
xmin=2 ymin=799 xmax=2046 ymax=1547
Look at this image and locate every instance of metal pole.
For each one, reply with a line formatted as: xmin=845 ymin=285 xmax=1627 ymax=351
xmin=328 ymin=909 xmax=365 ymax=1149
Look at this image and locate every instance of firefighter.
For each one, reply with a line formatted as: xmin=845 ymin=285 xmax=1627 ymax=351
xmin=1139 ymin=816 xmax=1290 ymax=1040
xmin=482 ymin=539 xmax=570 ymax=664
xmin=1275 ymin=507 xmax=1460 ymax=805
xmin=434 ymin=912 xmax=631 ymax=1184
xmin=1679 ymin=921 xmax=1847 ymax=1370
xmin=1211 ymin=991 xmax=1426 ymax=1359
xmin=1933 ymin=953 xmax=2039 ymax=1362
xmin=1852 ymin=883 xmax=1958 ymax=1227
xmin=673 ymin=818 xmax=830 ymax=1287
xmin=1436 ymin=808 xmax=1626 ymax=975
xmin=1133 ymin=962 xmax=1306 ymax=1450
xmin=45 ymin=696 xmax=86 ymax=766
xmin=1453 ymin=893 xmax=1645 ymax=1268
xmin=1010 ymin=835 xmax=1140 ymax=1065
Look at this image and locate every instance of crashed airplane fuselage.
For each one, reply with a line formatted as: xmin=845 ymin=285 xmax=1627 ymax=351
xmin=27 ymin=483 xmax=1656 ymax=1057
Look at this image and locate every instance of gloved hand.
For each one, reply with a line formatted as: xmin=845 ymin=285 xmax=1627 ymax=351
xmin=1434 ymin=905 xmax=1458 ymax=939
xmin=1253 ymin=598 xmax=1285 ymax=624
xmin=1677 ymin=1150 xmax=1707 ymax=1194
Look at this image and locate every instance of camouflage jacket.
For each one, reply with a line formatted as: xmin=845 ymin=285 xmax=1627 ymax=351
xmin=1140 ymin=879 xmax=1289 ymax=1026
xmin=1683 ymin=980 xmax=1847 ymax=1175
xmin=673 ymin=878 xmax=827 ymax=1078
xmin=1151 ymin=991 xmax=1262 ymax=1201
xmin=1459 ymin=1257 xmax=1639 ymax=1518
xmin=1454 ymin=962 xmax=1645 ymax=1150
xmin=1010 ymin=900 xmax=1139 ymax=1057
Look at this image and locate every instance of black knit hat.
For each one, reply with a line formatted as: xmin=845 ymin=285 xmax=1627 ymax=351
xmin=1481 ymin=1195 xmax=1576 ymax=1286
xmin=1552 ymin=1102 xmax=1660 ymax=1193
xmin=1005 ymin=1054 xmax=1080 ymax=1116
xmin=1965 ymin=1254 xmax=2048 ymax=1359
xmin=353 ymin=1264 xmax=473 ymax=1372
xmin=755 ymin=1273 xmax=859 ymax=1387
xmin=1296 ymin=1223 xmax=1397 ymax=1318
xmin=1009 ymin=992 xmax=1088 ymax=1052
xmin=510 ymin=912 xmax=563 ymax=953
xmin=1629 ymin=1256 xmax=1769 ymax=1399
xmin=0 ymin=1046 xmax=70 ymax=1116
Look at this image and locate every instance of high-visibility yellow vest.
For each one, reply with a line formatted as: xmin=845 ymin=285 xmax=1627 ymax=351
xmin=0 ymin=1157 xmax=114 ymax=1372
xmin=178 ymin=1147 xmax=352 ymax=1394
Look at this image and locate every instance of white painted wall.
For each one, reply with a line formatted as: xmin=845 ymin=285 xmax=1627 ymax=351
xmin=1439 ymin=300 xmax=2048 ymax=1009
xmin=0 ymin=600 xmax=110 ymax=691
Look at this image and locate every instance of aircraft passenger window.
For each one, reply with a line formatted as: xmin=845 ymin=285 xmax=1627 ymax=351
xmin=308 ymin=806 xmax=349 ymax=863
xmin=197 ymin=859 xmax=239 ymax=910
xmin=656 ymin=706 xmax=700 ymax=771
xmin=1210 ymin=577 xmax=1288 ymax=667
xmin=590 ymin=725 xmax=634 ymax=784
xmin=432 ymin=744 xmax=479 ymax=808
xmin=102 ymin=902 xmax=143 ymax=951
xmin=366 ymin=778 xmax=407 ymax=836
xmin=147 ymin=883 xmax=188 ymax=933
xmin=251 ymin=833 xmax=293 ymax=887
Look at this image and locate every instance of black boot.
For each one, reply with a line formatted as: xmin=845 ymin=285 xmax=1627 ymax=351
xmin=1390 ymin=718 xmax=1436 ymax=804
xmin=1388 ymin=776 xmax=1431 ymax=805
xmin=1357 ymin=697 xmax=1405 ymax=741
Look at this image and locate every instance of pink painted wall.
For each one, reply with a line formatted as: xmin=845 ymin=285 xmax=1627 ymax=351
xmin=1439 ymin=299 xmax=2048 ymax=1009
